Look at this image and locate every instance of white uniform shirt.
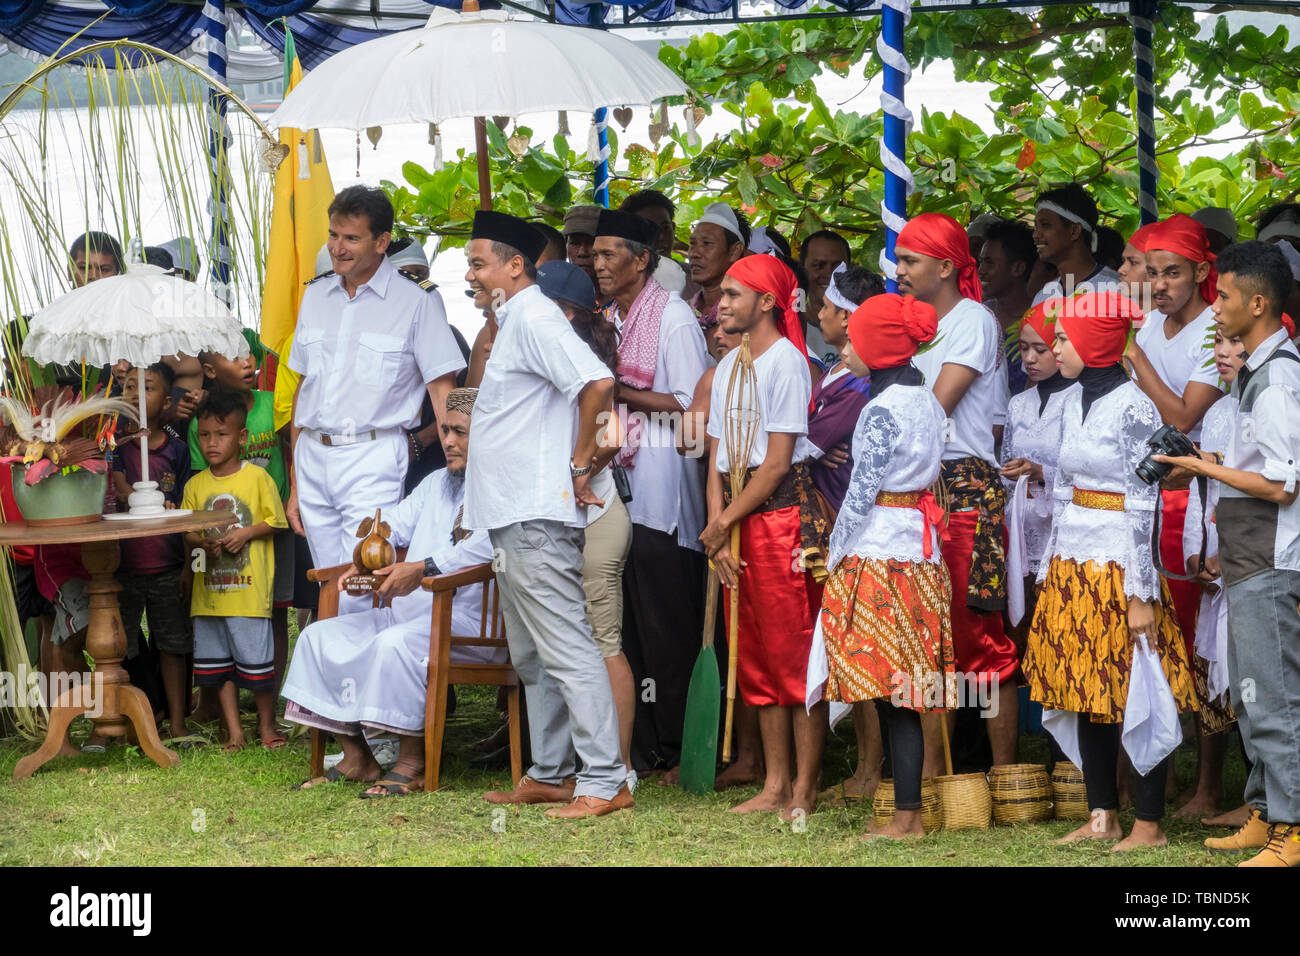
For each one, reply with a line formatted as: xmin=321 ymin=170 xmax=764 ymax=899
xmin=610 ymin=294 xmax=710 ymax=548
xmin=1134 ymin=306 xmax=1221 ymax=441
xmin=707 ymin=337 xmax=816 ymax=473
xmin=464 ymin=284 xmax=614 ymax=532
xmin=288 ymin=256 xmax=465 ymax=432
xmin=911 ymin=297 xmax=1003 ymax=465
xmin=1031 ymin=265 xmax=1125 ymax=306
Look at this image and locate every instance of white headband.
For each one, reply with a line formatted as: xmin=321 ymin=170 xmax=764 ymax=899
xmin=748 ymin=226 xmax=779 ymax=256
xmin=1037 ymin=200 xmax=1098 ymax=252
xmin=388 ymin=239 xmax=429 ymax=270
xmin=824 ymin=262 xmax=859 ymax=312
xmin=695 ymin=202 xmax=743 ymax=244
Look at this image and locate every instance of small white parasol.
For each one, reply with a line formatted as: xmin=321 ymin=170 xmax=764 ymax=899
xmin=22 ymin=261 xmax=250 ymax=518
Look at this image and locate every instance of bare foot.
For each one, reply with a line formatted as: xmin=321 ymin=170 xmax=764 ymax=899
xmin=659 ymin=766 xmax=681 ymax=787
xmin=730 ymin=787 xmax=790 ymax=814
xmin=188 ymin=704 xmax=221 ymax=724
xmin=1173 ymin=790 xmax=1222 ymax=821
xmin=715 ymin=759 xmax=764 ymax=791
xmin=820 ymin=772 xmax=880 ymax=805
xmin=1203 ymin=804 xmax=1252 ymax=828
xmin=1054 ymin=809 xmax=1123 ymax=844
xmin=57 ymin=739 xmax=80 ymax=758
xmin=1113 ymin=820 xmax=1168 ymax=852
xmin=861 ymin=810 xmax=924 ymax=840
xmin=780 ymin=786 xmax=818 ymax=822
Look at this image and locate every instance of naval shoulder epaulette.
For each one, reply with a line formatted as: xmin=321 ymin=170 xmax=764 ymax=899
xmin=398 ymin=270 xmax=438 ymax=292
xmin=304 ymin=270 xmax=334 ymax=286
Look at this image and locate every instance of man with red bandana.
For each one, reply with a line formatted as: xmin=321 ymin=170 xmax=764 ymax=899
xmin=894 ymin=212 xmax=1019 ymax=772
xmin=1125 ymin=212 xmax=1226 ymax=818
xmin=700 ymin=254 xmax=828 ymax=821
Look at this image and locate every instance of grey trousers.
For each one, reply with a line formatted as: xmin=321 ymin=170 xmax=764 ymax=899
xmin=1225 ymin=568 xmax=1300 ymax=824
xmin=489 ymin=520 xmax=625 ymax=800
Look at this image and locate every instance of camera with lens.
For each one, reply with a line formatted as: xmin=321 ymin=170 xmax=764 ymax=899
xmin=1135 ymin=424 xmax=1198 ymax=485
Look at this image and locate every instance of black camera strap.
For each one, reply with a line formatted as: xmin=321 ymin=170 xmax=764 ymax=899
xmin=1150 ymin=475 xmax=1210 ymax=582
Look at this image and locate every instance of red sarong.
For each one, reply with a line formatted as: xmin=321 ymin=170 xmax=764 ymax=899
xmin=723 ymin=504 xmax=823 ymax=707
xmin=1159 ymin=487 xmax=1200 ymax=660
xmin=941 ymin=509 xmax=1019 ymax=684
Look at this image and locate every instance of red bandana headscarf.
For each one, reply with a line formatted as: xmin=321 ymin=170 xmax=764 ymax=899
xmin=1019 ymin=299 xmax=1058 ymax=346
xmin=848 ymin=293 xmax=938 ymax=370
xmin=1052 ymin=292 xmax=1145 ymax=367
xmin=896 ymin=213 xmax=983 ymax=303
xmin=1143 ymin=213 xmax=1218 ymax=306
xmin=1128 ymin=222 xmax=1160 ymax=253
xmin=725 ymin=254 xmax=808 ymax=360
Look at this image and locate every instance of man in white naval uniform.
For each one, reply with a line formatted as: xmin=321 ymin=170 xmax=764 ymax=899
xmin=285 ymin=186 xmax=464 ymax=601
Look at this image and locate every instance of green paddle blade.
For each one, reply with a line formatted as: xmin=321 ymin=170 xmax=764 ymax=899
xmin=678 ymin=645 xmax=720 ymax=795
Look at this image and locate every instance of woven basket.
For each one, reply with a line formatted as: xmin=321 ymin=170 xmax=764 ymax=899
xmin=988 ymin=763 xmax=1053 ymax=824
xmin=934 ymin=771 xmax=992 ymax=829
xmin=1050 ymin=761 xmax=1089 ymax=820
xmin=872 ymin=778 xmax=943 ymax=832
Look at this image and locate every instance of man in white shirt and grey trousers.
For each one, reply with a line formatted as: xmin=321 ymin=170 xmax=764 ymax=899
xmin=462 ymin=210 xmax=632 ymax=819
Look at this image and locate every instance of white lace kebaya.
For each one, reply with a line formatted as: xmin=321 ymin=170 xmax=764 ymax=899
xmin=1001 ymin=380 xmax=1080 ymax=575
xmin=1036 ymin=380 xmax=1163 ymax=602
xmin=827 ymin=383 xmax=947 ymax=570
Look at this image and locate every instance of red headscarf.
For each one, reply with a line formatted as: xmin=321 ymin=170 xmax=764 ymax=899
xmin=848 ymin=293 xmax=938 ymax=370
xmin=1284 ymin=313 xmax=1296 ymax=338
xmin=1019 ymin=299 xmax=1058 ymax=346
xmin=1128 ymin=222 xmax=1160 ymax=253
xmin=1053 ymin=292 xmax=1145 ymax=367
xmin=725 ymin=255 xmax=808 ymax=361
xmin=1143 ymin=212 xmax=1219 ymax=306
xmin=895 ymin=213 xmax=983 ymax=303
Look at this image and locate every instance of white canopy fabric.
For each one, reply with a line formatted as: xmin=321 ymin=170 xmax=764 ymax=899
xmin=22 ymin=263 xmax=249 ymax=368
xmin=267 ymin=7 xmax=686 ymax=131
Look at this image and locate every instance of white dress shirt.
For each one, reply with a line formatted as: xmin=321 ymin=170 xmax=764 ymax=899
xmin=464 ymin=283 xmax=614 ymax=532
xmin=288 ymin=256 xmax=465 ymax=432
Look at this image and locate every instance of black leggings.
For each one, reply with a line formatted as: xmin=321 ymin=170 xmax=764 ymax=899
xmin=876 ymin=701 xmax=924 ymax=810
xmin=1077 ymin=714 xmax=1168 ymax=822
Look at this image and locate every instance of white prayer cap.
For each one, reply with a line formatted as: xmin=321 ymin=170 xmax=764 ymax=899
xmin=1192 ymin=207 xmax=1238 ymax=243
xmin=158 ymin=236 xmax=200 ymax=276
xmin=1259 ymin=211 xmax=1300 ymax=244
xmin=387 ymin=238 xmax=429 ymax=271
xmin=1275 ymin=238 xmax=1300 ymax=281
xmin=695 ymin=202 xmax=743 ymax=243
xmin=748 ymin=225 xmax=779 ymax=256
xmin=315 ymin=243 xmax=332 ymax=276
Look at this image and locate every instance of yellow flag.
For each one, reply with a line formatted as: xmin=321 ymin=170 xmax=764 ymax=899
xmin=261 ymin=41 xmax=333 ymax=432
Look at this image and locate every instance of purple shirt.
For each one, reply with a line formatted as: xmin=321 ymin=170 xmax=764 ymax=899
xmin=115 ymin=435 xmax=192 ymax=573
xmin=808 ymin=367 xmax=871 ymax=513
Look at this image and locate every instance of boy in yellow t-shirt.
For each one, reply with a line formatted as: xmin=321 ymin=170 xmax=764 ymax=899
xmin=182 ymin=389 xmax=287 ymax=751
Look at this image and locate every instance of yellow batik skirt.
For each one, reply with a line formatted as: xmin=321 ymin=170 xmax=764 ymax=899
xmin=820 ymin=555 xmax=955 ymax=711
xmin=1023 ymin=557 xmax=1197 ymax=723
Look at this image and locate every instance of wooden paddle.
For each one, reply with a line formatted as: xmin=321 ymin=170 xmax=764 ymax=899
xmin=678 ymin=566 xmax=721 ymax=794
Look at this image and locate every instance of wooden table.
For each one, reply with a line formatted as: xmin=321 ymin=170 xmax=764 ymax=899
xmin=1 ymin=511 xmax=235 ymax=780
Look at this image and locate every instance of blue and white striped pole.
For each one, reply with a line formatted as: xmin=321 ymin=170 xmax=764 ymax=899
xmin=1131 ymin=0 xmax=1158 ymax=225
xmin=203 ymin=0 xmax=233 ymax=304
xmin=878 ymin=0 xmax=914 ymax=290
xmin=593 ymin=107 xmax=611 ymax=208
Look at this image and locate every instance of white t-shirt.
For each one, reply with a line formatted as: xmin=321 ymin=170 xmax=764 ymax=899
xmin=1031 ymin=264 xmax=1125 ymax=306
xmin=708 ymin=337 xmax=815 ymax=473
xmin=1133 ymin=306 xmax=1221 ymax=442
xmin=911 ymin=297 xmax=1003 ymax=465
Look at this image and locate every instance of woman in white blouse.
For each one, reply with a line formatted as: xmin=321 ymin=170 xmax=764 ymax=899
xmin=1023 ymin=292 xmax=1196 ymax=852
xmin=813 ymin=293 xmax=953 ymax=841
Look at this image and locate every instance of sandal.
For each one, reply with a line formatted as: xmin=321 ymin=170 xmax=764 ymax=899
xmin=358 ymin=770 xmax=424 ymax=799
xmin=294 ymin=766 xmax=350 ymax=791
xmin=260 ymin=735 xmax=288 ymax=751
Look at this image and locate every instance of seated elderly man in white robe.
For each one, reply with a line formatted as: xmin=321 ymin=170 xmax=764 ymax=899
xmin=284 ymin=388 xmax=499 ymax=797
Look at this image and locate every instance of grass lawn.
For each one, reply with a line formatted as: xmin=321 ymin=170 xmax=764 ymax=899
xmin=0 ymin=683 xmax=1249 ymax=866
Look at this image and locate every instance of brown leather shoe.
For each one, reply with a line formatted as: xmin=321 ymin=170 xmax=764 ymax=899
xmin=483 ymin=775 xmax=576 ymax=805
xmin=545 ymin=784 xmax=634 ymax=820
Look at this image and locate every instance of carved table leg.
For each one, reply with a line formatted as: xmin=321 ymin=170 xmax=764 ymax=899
xmin=13 ymin=682 xmax=92 ymax=780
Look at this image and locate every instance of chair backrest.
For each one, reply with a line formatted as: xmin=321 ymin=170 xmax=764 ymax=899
xmin=424 ymin=563 xmax=508 ymax=663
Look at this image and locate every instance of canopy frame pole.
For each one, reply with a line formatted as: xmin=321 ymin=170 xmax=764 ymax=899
xmin=203 ymin=0 xmax=234 ymax=305
xmin=878 ymin=0 xmax=914 ymax=291
xmin=1131 ymin=0 xmax=1159 ymax=225
xmin=588 ymin=4 xmax=611 ymax=208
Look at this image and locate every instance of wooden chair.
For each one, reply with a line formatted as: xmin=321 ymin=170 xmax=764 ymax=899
xmin=301 ymin=561 xmax=521 ymax=793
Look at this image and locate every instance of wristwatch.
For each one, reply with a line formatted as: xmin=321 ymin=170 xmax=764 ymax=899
xmin=423 ymin=556 xmax=440 ymax=578
xmin=570 ymin=460 xmax=593 ymax=478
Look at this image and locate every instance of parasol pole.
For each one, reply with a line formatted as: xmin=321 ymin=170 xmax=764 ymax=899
xmin=137 ymin=365 xmax=147 ymax=482
xmin=587 ymin=4 xmax=611 ymax=208
xmin=462 ymin=0 xmax=493 ymax=211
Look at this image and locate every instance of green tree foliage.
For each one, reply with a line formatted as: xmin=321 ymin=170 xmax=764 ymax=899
xmin=386 ymin=5 xmax=1299 ymax=259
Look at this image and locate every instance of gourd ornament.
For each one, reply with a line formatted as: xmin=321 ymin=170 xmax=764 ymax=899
xmin=344 ymin=508 xmax=395 ymax=595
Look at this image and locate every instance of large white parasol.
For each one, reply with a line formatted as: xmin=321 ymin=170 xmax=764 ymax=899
xmin=23 ymin=262 xmax=250 ymax=518
xmin=266 ymin=5 xmax=687 ymax=207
